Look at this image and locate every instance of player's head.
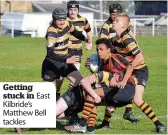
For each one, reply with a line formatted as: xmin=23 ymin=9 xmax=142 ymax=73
xmin=109 ymin=3 xmax=123 ymax=22
xmin=96 ymin=38 xmax=112 ymax=60
xmin=67 ymin=0 xmax=79 ymax=19
xmin=113 ymin=13 xmax=130 ymax=34
xmin=52 ymin=8 xmax=67 ymax=28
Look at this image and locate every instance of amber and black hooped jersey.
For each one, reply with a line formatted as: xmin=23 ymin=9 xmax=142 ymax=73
xmin=111 ymin=29 xmax=146 ymax=69
xmin=67 ymin=14 xmax=91 ymax=50
xmin=99 ymin=17 xmax=134 ymax=40
xmin=99 ymin=17 xmax=116 ymax=39
xmin=93 ymin=71 xmax=113 ymax=87
xmin=100 ymin=53 xmax=138 ymax=86
xmin=46 ymin=20 xmax=74 ymax=56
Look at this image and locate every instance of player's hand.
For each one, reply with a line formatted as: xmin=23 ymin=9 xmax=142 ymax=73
xmin=66 ymin=55 xmax=80 ymax=64
xmin=117 ymin=80 xmax=127 ymax=89
xmin=85 ymin=37 xmax=92 ymax=43
xmin=110 ymin=73 xmax=120 ymax=87
xmin=86 ymin=42 xmax=92 ymax=50
xmin=110 ymin=77 xmax=118 ymax=87
xmin=85 ymin=58 xmax=91 ymax=68
xmin=113 ymin=73 xmax=120 ymax=82
xmin=93 ymin=95 xmax=101 ymax=103
xmin=68 ymin=40 xmax=72 ymax=46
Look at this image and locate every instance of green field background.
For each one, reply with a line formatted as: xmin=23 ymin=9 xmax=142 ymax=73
xmin=0 ymin=36 xmax=167 ymax=134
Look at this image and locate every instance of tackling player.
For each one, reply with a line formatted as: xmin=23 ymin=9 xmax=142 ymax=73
xmin=55 ymin=0 xmax=92 ymax=105
xmin=111 ymin=13 xmax=166 ymax=133
xmin=98 ymin=3 xmax=138 ymax=125
xmin=41 ymin=8 xmax=91 ymax=96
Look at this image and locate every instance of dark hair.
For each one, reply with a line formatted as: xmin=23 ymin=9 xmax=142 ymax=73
xmin=52 ymin=8 xmax=66 ymax=20
xmin=96 ymin=38 xmax=112 ymax=49
xmin=109 ymin=3 xmax=123 ymax=14
xmin=67 ymin=1 xmax=79 ymax=10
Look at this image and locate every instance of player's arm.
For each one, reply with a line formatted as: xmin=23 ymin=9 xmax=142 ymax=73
xmin=69 ymin=24 xmax=89 ymax=43
xmin=46 ymin=31 xmax=79 ymax=64
xmin=46 ymin=31 xmax=70 ymax=62
xmin=80 ymin=74 xmax=99 ymax=102
xmin=84 ymin=18 xmax=92 ymax=40
xmin=112 ymin=54 xmax=134 ymax=88
xmin=84 ymin=18 xmax=92 ymax=50
xmin=131 ymin=53 xmax=144 ymax=68
xmin=80 ymin=71 xmax=112 ymax=103
xmin=99 ymin=23 xmax=109 ymax=39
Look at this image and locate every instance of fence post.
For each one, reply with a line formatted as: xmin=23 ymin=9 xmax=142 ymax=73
xmin=11 ymin=20 xmax=14 ymax=38
xmin=152 ymin=18 xmax=155 ymax=36
xmin=133 ymin=18 xmax=136 ymax=37
xmin=94 ymin=20 xmax=98 ymax=36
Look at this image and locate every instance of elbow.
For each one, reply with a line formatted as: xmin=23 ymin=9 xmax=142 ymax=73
xmin=129 ymin=65 xmax=134 ymax=70
xmin=132 ymin=53 xmax=144 ymax=68
xmin=138 ymin=54 xmax=144 ymax=64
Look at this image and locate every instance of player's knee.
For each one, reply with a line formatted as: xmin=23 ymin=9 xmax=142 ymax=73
xmin=42 ymin=75 xmax=55 ymax=82
xmin=68 ymin=71 xmax=82 ymax=86
xmin=106 ymin=106 xmax=115 ymax=113
xmin=133 ymin=98 xmax=144 ymax=107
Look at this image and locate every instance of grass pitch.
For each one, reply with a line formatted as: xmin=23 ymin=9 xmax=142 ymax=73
xmin=0 ymin=36 xmax=167 ymax=134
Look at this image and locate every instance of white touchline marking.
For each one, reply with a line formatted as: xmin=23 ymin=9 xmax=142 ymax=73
xmin=0 ymin=66 xmax=31 ymax=70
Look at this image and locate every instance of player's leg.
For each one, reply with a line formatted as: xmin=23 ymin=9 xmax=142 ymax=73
xmin=55 ymin=77 xmax=64 ymax=101
xmin=86 ymin=106 xmax=98 ymax=134
xmin=15 ymin=128 xmax=22 ymax=134
xmin=64 ymin=94 xmax=95 ymax=132
xmin=64 ymin=87 xmax=105 ymax=133
xmin=133 ymin=66 xmax=166 ymax=133
xmin=98 ymin=83 xmax=135 ymax=129
xmin=41 ymin=58 xmax=59 ymax=102
xmin=68 ymin=63 xmax=82 ymax=125
xmin=134 ymin=85 xmax=166 ymax=133
xmin=97 ymin=106 xmax=114 ymax=129
xmin=57 ymin=112 xmax=66 ymax=119
xmin=56 ymin=97 xmax=68 ymax=117
xmin=123 ymin=102 xmax=139 ymax=124
xmin=67 ymin=68 xmax=82 ymax=86
xmin=97 ymin=87 xmax=119 ymax=129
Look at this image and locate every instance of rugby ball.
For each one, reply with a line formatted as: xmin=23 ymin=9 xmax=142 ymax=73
xmin=89 ymin=54 xmax=99 ymax=73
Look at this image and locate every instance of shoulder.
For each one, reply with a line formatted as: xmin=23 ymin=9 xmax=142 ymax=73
xmin=46 ymin=26 xmax=58 ymax=38
xmin=78 ymin=15 xmax=88 ymax=24
xmin=79 ymin=15 xmax=86 ymax=20
xmin=66 ymin=17 xmax=70 ymax=22
xmin=122 ymin=34 xmax=136 ymax=46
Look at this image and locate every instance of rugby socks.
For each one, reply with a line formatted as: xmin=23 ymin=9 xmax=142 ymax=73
xmin=68 ymin=82 xmax=74 ymax=88
xmin=125 ymin=103 xmax=133 ymax=113
xmin=139 ymin=101 xmax=161 ymax=126
xmin=56 ymin=78 xmax=64 ymax=94
xmin=102 ymin=107 xmax=114 ymax=124
xmin=87 ymin=107 xmax=97 ymax=132
xmin=79 ymin=100 xmax=95 ymax=127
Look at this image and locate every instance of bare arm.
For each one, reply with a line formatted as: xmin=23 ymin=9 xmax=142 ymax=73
xmin=70 ymin=24 xmax=88 ymax=42
xmin=86 ymin=31 xmax=92 ymax=50
xmin=117 ymin=65 xmax=134 ymax=88
xmin=80 ymin=75 xmax=101 ymax=103
xmin=122 ymin=65 xmax=134 ymax=83
xmin=81 ymin=75 xmax=99 ymax=99
xmin=131 ymin=53 xmax=144 ymax=68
